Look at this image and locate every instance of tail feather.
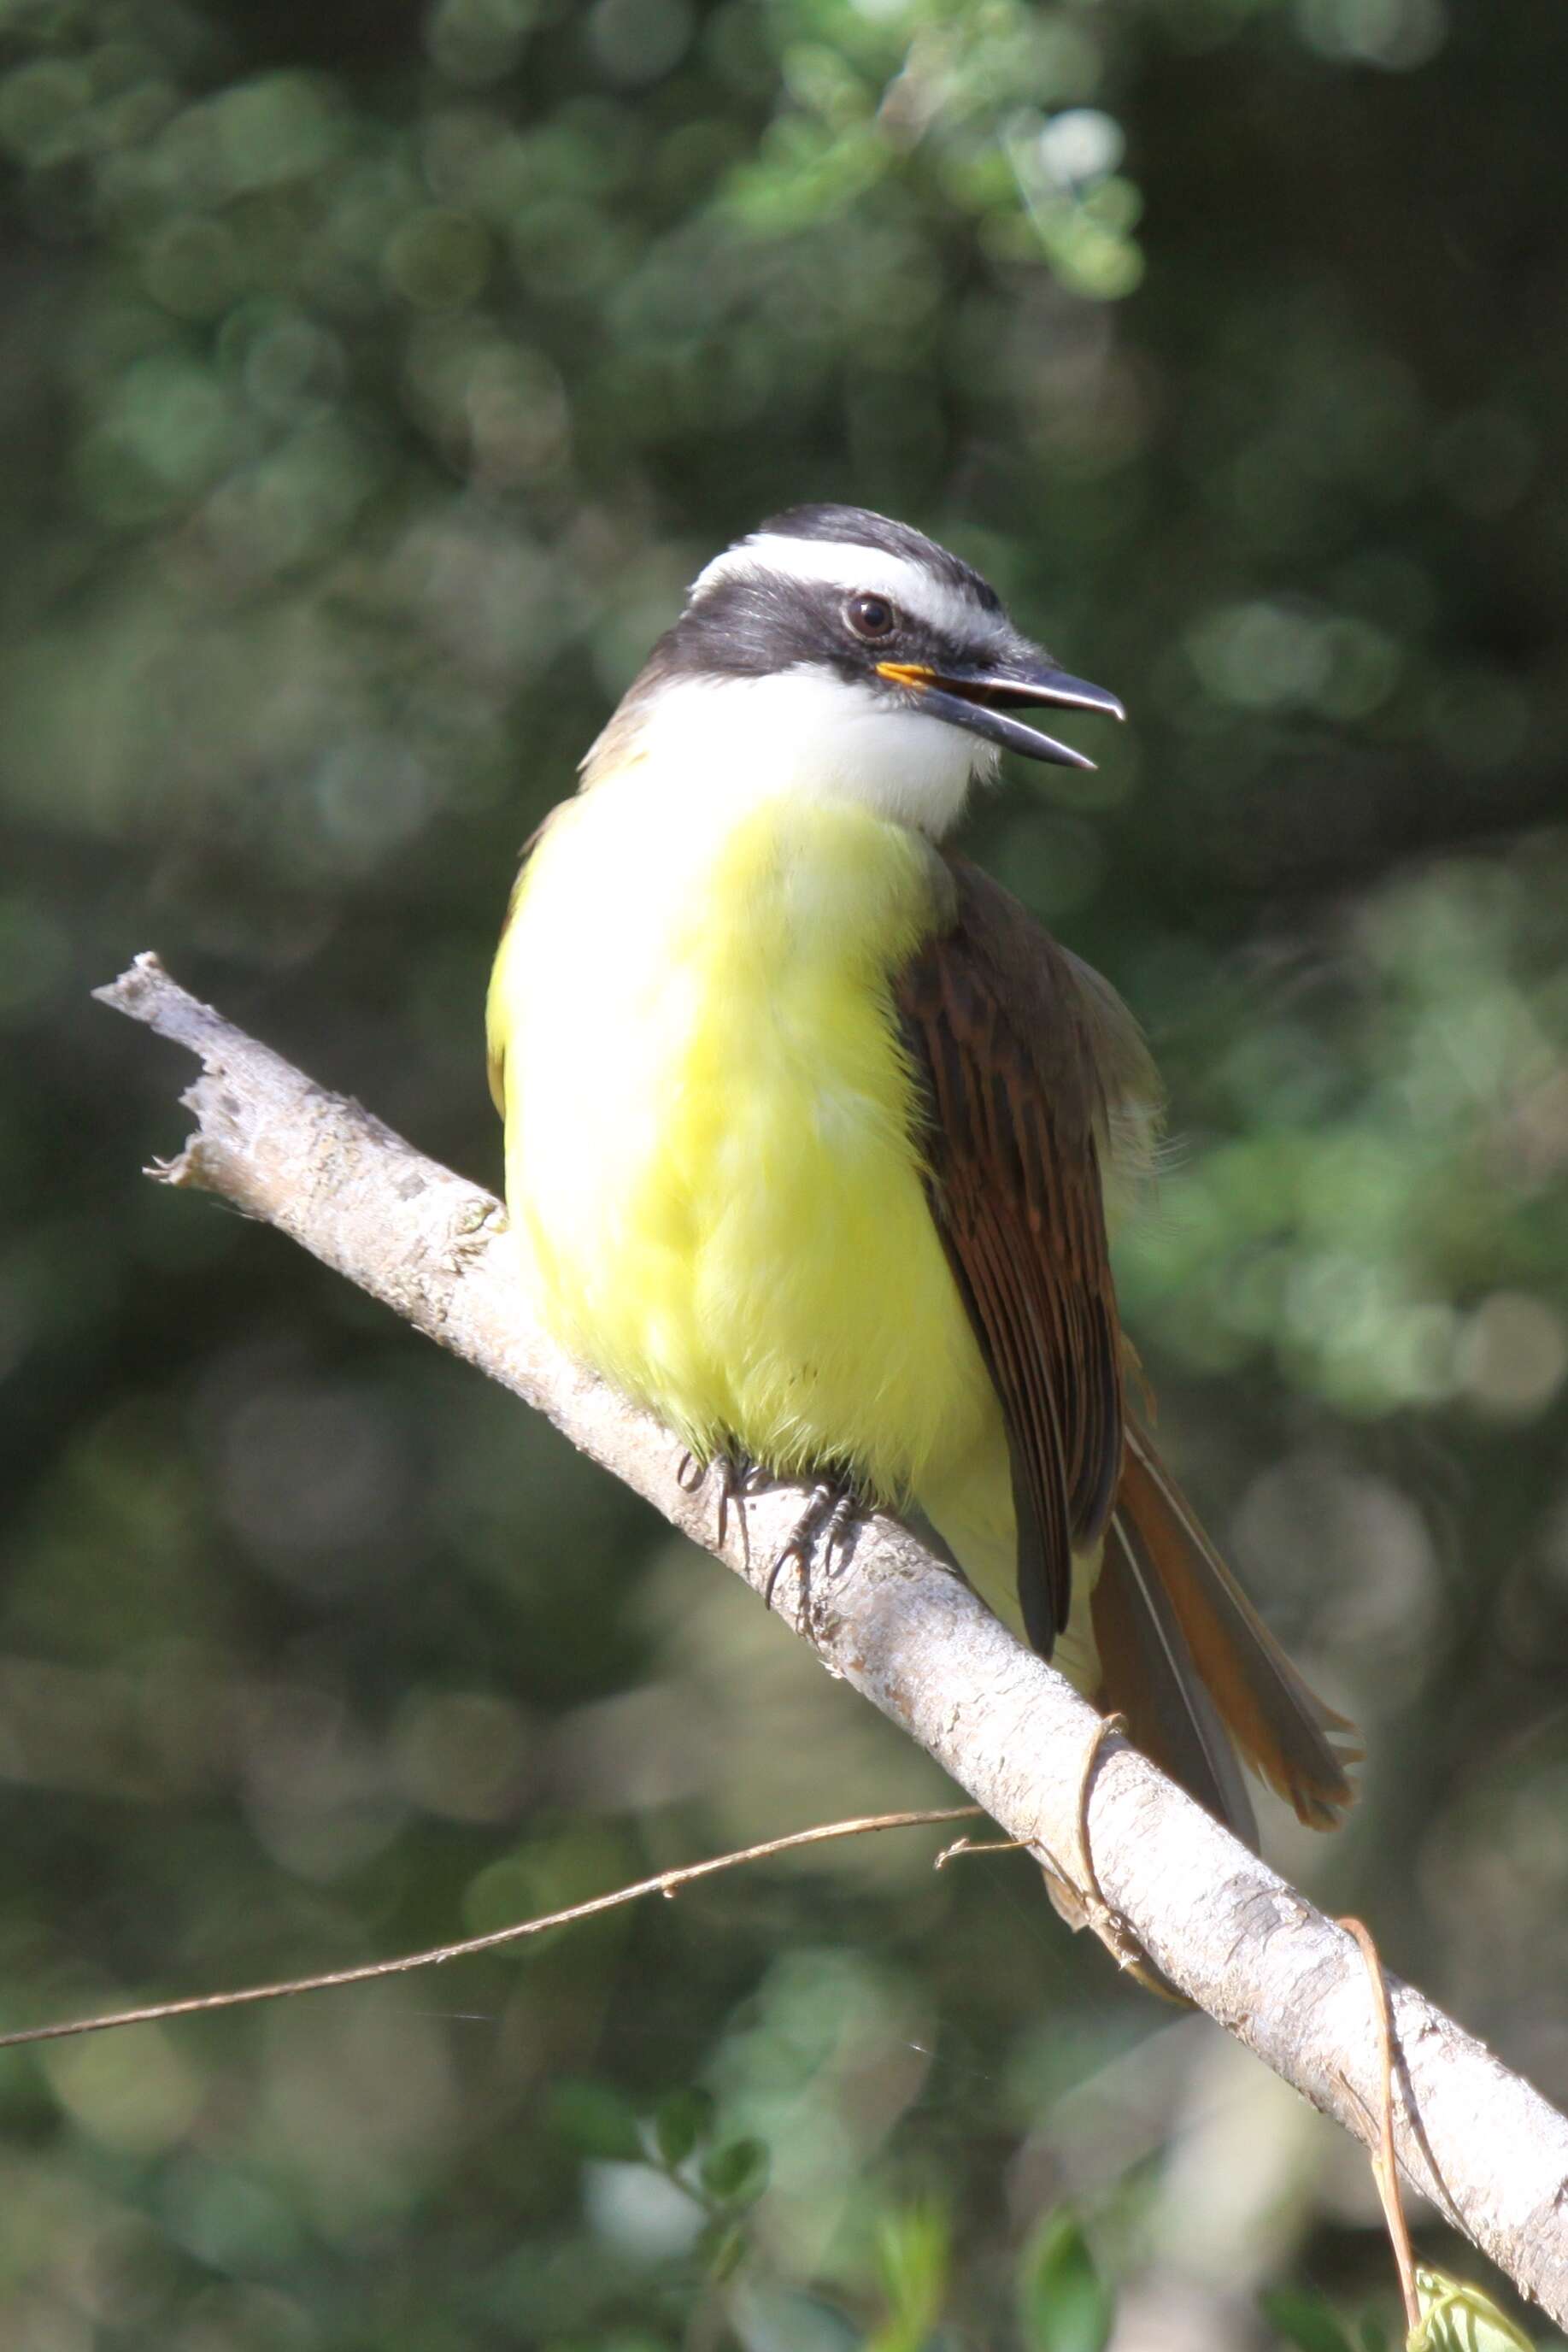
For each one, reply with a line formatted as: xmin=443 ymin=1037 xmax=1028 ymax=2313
xmin=1092 ymin=1512 xmax=1260 ymax=1849
xmin=1098 ymin=1424 xmax=1360 ymax=1834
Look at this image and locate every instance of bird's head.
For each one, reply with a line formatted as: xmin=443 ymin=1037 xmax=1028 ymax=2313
xmin=584 ymin=504 xmax=1123 ymax=838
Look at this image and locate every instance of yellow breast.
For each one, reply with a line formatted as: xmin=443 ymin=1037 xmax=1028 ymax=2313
xmin=487 ymin=773 xmax=1000 ymax=1502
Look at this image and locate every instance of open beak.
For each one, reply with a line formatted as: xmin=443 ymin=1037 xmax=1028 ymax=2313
xmin=875 ymin=656 xmax=1125 ymax=770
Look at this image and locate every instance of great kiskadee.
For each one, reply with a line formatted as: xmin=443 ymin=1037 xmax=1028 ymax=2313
xmin=488 ymin=505 xmax=1357 ymax=1846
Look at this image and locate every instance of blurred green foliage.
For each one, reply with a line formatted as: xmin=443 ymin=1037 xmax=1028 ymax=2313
xmin=2 ymin=0 xmax=1567 ymax=2343
xmin=1411 ymin=2270 xmax=1538 ymax=2352
xmin=1266 ymin=2267 xmax=1545 ymax=2352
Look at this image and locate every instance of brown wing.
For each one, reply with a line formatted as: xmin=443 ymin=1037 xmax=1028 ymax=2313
xmin=896 ymin=853 xmax=1127 ymax=1657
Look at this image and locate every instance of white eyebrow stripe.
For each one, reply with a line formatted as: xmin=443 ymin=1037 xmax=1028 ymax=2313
xmin=689 ymin=533 xmax=984 ymax=641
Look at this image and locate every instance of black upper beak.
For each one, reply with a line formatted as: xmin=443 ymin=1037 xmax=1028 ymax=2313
xmin=877 ymin=656 xmax=1125 ymax=770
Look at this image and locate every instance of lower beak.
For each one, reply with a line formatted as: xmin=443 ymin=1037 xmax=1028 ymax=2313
xmin=875 ymin=659 xmax=1125 ymax=770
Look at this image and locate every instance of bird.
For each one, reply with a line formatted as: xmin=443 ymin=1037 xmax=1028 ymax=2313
xmin=487 ymin=503 xmax=1357 ymax=1852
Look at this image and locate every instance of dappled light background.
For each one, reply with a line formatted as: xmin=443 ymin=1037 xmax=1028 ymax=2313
xmin=3 ymin=1 xmax=1566 ymax=2345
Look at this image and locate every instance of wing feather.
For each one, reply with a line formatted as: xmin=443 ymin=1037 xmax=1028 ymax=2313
xmin=896 ymin=854 xmax=1127 ymax=1654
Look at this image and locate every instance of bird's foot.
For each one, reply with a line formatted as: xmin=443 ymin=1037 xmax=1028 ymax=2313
xmin=678 ymin=1448 xmax=773 ymax=1570
xmin=763 ymin=1473 xmax=866 ymax=1642
xmin=678 ymin=1451 xmax=866 ymax=1645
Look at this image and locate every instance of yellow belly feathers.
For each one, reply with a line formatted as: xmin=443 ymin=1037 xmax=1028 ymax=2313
xmin=488 ymin=771 xmax=1096 ymax=1675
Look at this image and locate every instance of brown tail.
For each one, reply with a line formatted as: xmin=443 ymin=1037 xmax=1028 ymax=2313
xmin=1091 ymin=1423 xmax=1360 ymax=1846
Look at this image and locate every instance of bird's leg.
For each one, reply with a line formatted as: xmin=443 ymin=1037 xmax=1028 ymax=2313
xmin=763 ymin=1472 xmax=866 ymax=1639
xmin=711 ymin=1450 xmax=747 ymax=1562
xmin=678 ymin=1447 xmax=770 ymax=1572
xmin=679 ymin=1449 xmax=865 ymax=1626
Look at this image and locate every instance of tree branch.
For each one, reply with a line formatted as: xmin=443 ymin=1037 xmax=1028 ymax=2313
xmin=95 ymin=952 xmax=1568 ymax=2326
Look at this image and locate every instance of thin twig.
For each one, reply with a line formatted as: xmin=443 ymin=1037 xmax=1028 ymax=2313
xmin=1340 ymin=1914 xmax=1421 ymax=2333
xmin=932 ymin=1834 xmax=1030 ymax=1867
xmin=0 ymin=1807 xmax=980 ymax=2053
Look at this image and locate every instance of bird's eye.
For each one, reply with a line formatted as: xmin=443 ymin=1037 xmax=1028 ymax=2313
xmin=845 ymin=592 xmax=896 ymax=640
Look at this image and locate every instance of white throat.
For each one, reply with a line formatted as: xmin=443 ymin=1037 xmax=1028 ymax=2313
xmin=590 ymin=668 xmax=993 ymax=838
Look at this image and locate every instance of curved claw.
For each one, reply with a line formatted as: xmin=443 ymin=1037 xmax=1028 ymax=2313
xmin=763 ymin=1478 xmax=866 ymax=1635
